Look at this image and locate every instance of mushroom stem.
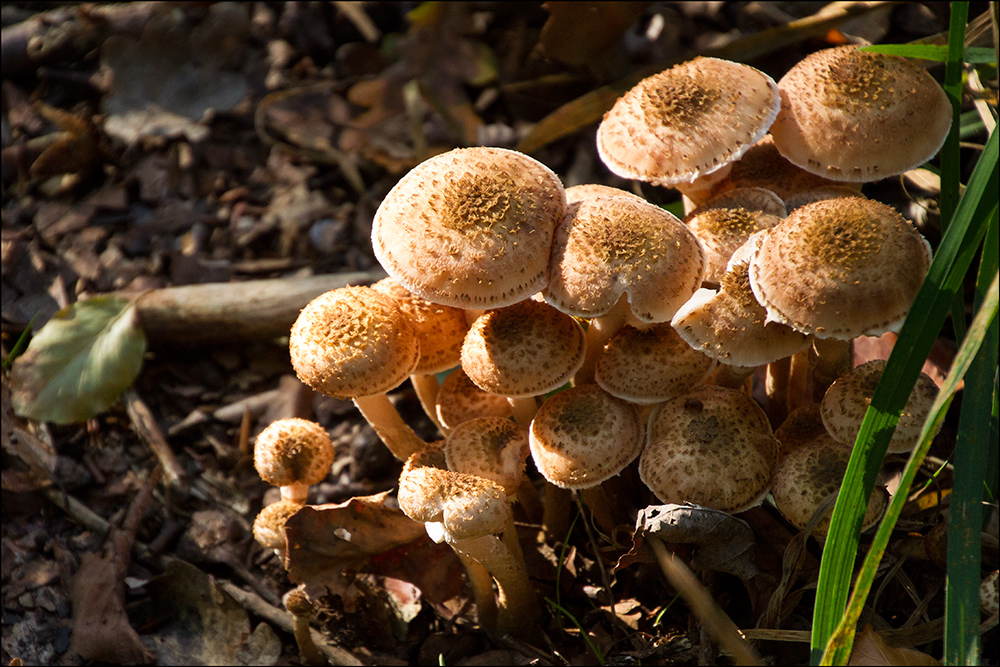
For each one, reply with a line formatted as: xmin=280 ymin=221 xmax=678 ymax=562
xmin=352 ymin=394 xmax=428 ymax=461
xmin=508 ymin=397 xmax=540 ymax=428
xmin=283 ymin=588 xmax=325 ymax=666
xmin=411 ymin=373 xmax=447 ymax=434
xmin=787 ymin=349 xmax=812 ymax=412
xmin=279 ymin=483 xmax=310 ymax=504
xmin=809 ymin=337 xmax=853 ymax=401
xmin=452 ymin=533 xmax=538 ymax=638
xmin=574 ymin=295 xmax=630 ymax=386
xmin=456 ymin=551 xmax=498 ymax=632
xmin=765 ymin=356 xmax=791 ymax=427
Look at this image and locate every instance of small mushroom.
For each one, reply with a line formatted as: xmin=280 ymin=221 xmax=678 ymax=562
xmin=254 ymin=418 xmax=335 ymax=504
xmin=434 ymin=368 xmax=513 ymax=431
xmin=252 ymin=498 xmax=302 ymax=558
xmin=284 ymin=587 xmax=324 ymax=666
xmin=371 ymin=146 xmax=566 ymax=310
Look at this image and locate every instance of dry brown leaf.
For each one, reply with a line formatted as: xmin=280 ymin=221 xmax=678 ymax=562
xmin=540 ymin=2 xmax=650 ymax=67
xmin=848 ymin=624 xmax=941 ymax=666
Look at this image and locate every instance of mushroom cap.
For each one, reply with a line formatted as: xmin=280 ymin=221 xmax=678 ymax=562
xmin=544 ymin=194 xmax=705 ymax=322
xmin=748 ymin=197 xmax=932 ymax=339
xmin=289 ymin=285 xmax=419 ymax=399
xmin=708 ymin=134 xmax=845 ymax=201
xmin=435 ymin=368 xmax=514 ymax=429
xmin=639 ymin=385 xmax=779 ymax=513
xmin=371 ymin=147 xmax=566 ymax=309
xmin=683 ymin=186 xmax=786 ymax=285
xmin=771 ymin=439 xmax=887 ymax=537
xmin=783 ymin=186 xmax=866 ymax=213
xmin=445 ymin=417 xmax=530 ymax=497
xmin=597 ymin=57 xmax=780 ymax=186
xmin=821 ymin=359 xmax=939 ymax=453
xmin=253 ymin=499 xmax=302 ymax=549
xmin=594 ymin=323 xmax=714 ymax=405
xmin=982 ymin=570 xmax=999 ymax=617
xmin=254 ymin=418 xmax=335 ymax=488
xmin=671 ymin=243 xmax=810 ymax=367
xmin=398 ymin=454 xmax=512 ymax=541
xmin=770 ymin=46 xmax=952 ymax=182
xmin=774 ymin=403 xmax=841 ymax=461
xmin=461 ymin=299 xmax=586 ymax=398
xmin=529 ymin=385 xmax=644 ymax=489
xmin=372 ymin=277 xmax=469 ymax=374
xmin=565 ymin=183 xmax=648 ymax=204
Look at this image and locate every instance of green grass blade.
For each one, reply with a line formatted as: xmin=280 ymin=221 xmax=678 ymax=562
xmin=942 ymin=2 xmax=969 ymax=341
xmin=810 ymin=125 xmax=999 ymax=665
xmin=859 ymin=44 xmax=996 ymax=63
xmin=821 ymin=270 xmax=999 ymax=665
xmin=944 ymin=207 xmax=999 ymax=665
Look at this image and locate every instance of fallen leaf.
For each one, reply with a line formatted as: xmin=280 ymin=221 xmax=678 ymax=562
xmin=848 ymin=624 xmax=941 ymax=666
xmin=10 ymin=295 xmax=146 ymax=424
xmin=540 ymin=2 xmax=650 ymax=67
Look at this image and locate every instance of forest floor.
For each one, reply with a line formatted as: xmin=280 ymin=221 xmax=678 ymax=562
xmin=2 ymin=2 xmax=996 ymax=665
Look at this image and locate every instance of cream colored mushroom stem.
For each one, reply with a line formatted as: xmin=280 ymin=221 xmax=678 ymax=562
xmin=352 ymin=394 xmax=428 ymax=461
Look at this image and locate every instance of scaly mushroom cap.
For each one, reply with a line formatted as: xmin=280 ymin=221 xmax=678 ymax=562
xmin=821 ymin=359 xmax=939 ymax=453
xmin=597 ymin=57 xmax=780 ymax=186
xmin=254 ymin=418 xmax=335 ymax=488
xmin=770 ymin=46 xmax=952 ymax=182
xmin=748 ymin=197 xmax=932 ymax=339
xmin=445 ymin=417 xmax=530 ymax=497
xmin=289 ymin=285 xmax=419 ymax=399
xmin=565 ymin=183 xmax=648 ymax=204
xmin=639 ymin=385 xmax=779 ymax=513
xmin=774 ymin=403 xmax=841 ymax=461
xmin=398 ymin=454 xmax=512 ymax=542
xmin=529 ymin=385 xmax=644 ymax=489
xmin=372 ymin=277 xmax=469 ymax=374
xmin=982 ymin=571 xmax=999 ymax=617
xmin=371 ymin=147 xmax=566 ymax=309
xmin=252 ymin=499 xmax=302 ymax=550
xmin=683 ymin=186 xmax=786 ymax=285
xmin=771 ymin=439 xmax=887 ymax=537
xmin=672 ymin=239 xmax=810 ymax=367
xmin=594 ymin=323 xmax=714 ymax=404
xmin=435 ymin=368 xmax=514 ymax=429
xmin=544 ymin=194 xmax=705 ymax=322
xmin=783 ymin=186 xmax=866 ymax=213
xmin=461 ymin=299 xmax=585 ymax=398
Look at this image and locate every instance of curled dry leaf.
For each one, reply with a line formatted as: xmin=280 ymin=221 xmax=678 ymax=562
xmin=622 ymin=503 xmax=759 ymax=583
xmin=848 ymin=624 xmax=941 ymax=666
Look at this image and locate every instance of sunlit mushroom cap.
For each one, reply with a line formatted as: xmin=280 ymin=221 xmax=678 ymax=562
xmin=253 ymin=499 xmax=301 ymax=550
xmin=445 ymin=417 xmax=530 ymax=497
xmin=289 ymin=285 xmax=419 ymax=399
xmin=461 ymin=299 xmax=585 ymax=398
xmin=597 ymin=57 xmax=780 ymax=186
xmin=748 ymin=198 xmax=932 ymax=339
xmin=529 ymin=385 xmax=644 ymax=489
xmin=783 ymin=186 xmax=866 ymax=213
xmin=683 ymin=186 xmax=786 ymax=285
xmin=565 ymin=183 xmax=648 ymax=204
xmin=639 ymin=385 xmax=779 ymax=513
xmin=435 ymin=368 xmax=513 ymax=430
xmin=771 ymin=439 xmax=887 ymax=537
xmin=594 ymin=323 xmax=714 ymax=404
xmin=372 ymin=277 xmax=469 ymax=374
xmin=371 ymin=147 xmax=566 ymax=309
xmin=770 ymin=46 xmax=952 ymax=182
xmin=820 ymin=359 xmax=939 ymax=453
xmin=544 ymin=194 xmax=705 ymax=323
xmin=254 ymin=418 xmax=335 ymax=488
xmin=708 ymin=134 xmax=845 ymax=201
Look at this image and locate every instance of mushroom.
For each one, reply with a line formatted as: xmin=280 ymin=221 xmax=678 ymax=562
xmin=682 ymin=186 xmax=786 ymax=286
xmin=529 ymin=384 xmax=645 ymax=533
xmin=371 ymin=146 xmax=566 ymax=310
xmin=783 ymin=185 xmax=866 ymax=213
xmin=820 ymin=359 xmax=939 ymax=453
xmin=770 ymin=45 xmax=952 ymax=182
xmin=397 ymin=447 xmax=539 ymax=638
xmin=435 ymin=368 xmax=513 ymax=431
xmin=773 ymin=403 xmax=840 ymax=462
xmin=283 ymin=587 xmax=324 ymax=666
xmin=982 ymin=570 xmax=999 ymax=617
xmin=289 ymin=285 xmax=426 ymax=461
xmin=543 ymin=192 xmax=705 ymax=384
xmin=596 ymin=56 xmax=780 ymax=208
xmin=253 ymin=418 xmax=335 ymax=504
xmin=252 ymin=498 xmax=302 ymax=558
xmin=771 ymin=437 xmax=888 ymax=538
xmin=461 ymin=299 xmax=585 ymax=426
xmin=371 ymin=277 xmax=470 ymax=434
xmin=639 ymin=385 xmax=779 ymax=513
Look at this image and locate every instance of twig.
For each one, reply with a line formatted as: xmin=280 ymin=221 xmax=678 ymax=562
xmin=126 ymin=389 xmax=185 ymax=491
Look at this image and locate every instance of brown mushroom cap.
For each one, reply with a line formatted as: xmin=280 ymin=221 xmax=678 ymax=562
xmin=372 ymin=277 xmax=469 ymax=374
xmin=770 ymin=46 xmax=952 ymax=182
xmin=594 ymin=323 xmax=714 ymax=404
xmin=683 ymin=186 xmax=786 ymax=285
xmin=461 ymin=299 xmax=585 ymax=399
xmin=565 ymin=183 xmax=648 ymax=204
xmin=253 ymin=499 xmax=302 ymax=550
xmin=544 ymin=194 xmax=705 ymax=323
xmin=254 ymin=418 xmax=335 ymax=488
xmin=639 ymin=385 xmax=779 ymax=513
xmin=774 ymin=403 xmax=841 ymax=461
xmin=597 ymin=57 xmax=780 ymax=186
xmin=982 ymin=570 xmax=999 ymax=617
xmin=289 ymin=285 xmax=419 ymax=399
xmin=529 ymin=385 xmax=644 ymax=489
xmin=435 ymin=368 xmax=513 ymax=430
xmin=371 ymin=147 xmax=566 ymax=309
xmin=821 ymin=359 xmax=939 ymax=453
xmin=783 ymin=186 xmax=866 ymax=213
xmin=748 ymin=197 xmax=932 ymax=339
xmin=445 ymin=417 xmax=530 ymax=497
xmin=771 ymin=438 xmax=887 ymax=537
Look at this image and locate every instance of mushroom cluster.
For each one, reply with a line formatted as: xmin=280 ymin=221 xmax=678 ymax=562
xmin=250 ymin=46 xmax=948 ymax=640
